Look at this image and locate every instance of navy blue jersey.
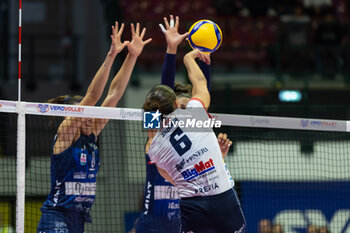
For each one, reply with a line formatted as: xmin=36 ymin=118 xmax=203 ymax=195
xmin=141 ymin=154 xmax=180 ymax=219
xmin=41 ymin=133 xmax=100 ymax=221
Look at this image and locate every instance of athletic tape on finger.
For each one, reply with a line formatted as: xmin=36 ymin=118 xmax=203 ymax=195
xmin=159 ymin=24 xmax=166 ymax=33
xmin=170 ymin=19 xmax=174 ymax=28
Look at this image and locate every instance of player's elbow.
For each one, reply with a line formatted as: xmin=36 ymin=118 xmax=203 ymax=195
xmin=86 ymin=91 xmax=99 ymax=104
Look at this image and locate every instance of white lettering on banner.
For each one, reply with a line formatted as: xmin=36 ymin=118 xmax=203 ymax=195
xmin=274 ymin=209 xmax=350 ymax=233
xmin=154 ymin=185 xmax=179 ymax=200
xmin=65 ymin=182 xmax=96 ymax=196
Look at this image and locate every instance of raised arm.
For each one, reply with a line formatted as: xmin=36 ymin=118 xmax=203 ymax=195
xmin=79 ymin=22 xmax=129 ymax=106
xmin=93 ymin=23 xmax=152 ymax=136
xmin=183 ymin=49 xmax=210 ymax=109
xmin=53 ymin=22 xmax=129 ymax=154
xmin=159 ymin=15 xmax=188 ymax=88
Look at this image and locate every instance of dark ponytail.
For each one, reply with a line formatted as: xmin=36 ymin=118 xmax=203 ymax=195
xmin=143 ymin=85 xmax=176 ymax=115
xmin=174 ymin=82 xmax=192 ymax=97
xmin=47 ymin=95 xmax=83 ymax=128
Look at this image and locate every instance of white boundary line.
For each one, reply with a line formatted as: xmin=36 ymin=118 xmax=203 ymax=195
xmin=0 ymin=100 xmax=349 ymax=132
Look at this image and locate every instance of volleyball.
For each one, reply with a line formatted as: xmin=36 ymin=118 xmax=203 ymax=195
xmin=187 ymin=19 xmax=223 ymax=53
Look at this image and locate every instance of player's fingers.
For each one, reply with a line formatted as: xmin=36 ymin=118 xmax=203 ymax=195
xmin=180 ymin=32 xmax=189 ymax=40
xmin=203 ymin=54 xmax=211 ymax=65
xmin=224 ymin=139 xmax=232 ymax=148
xmin=136 ymin=23 xmax=140 ymax=35
xmin=159 ymin=24 xmax=166 ymax=33
xmin=130 ymin=23 xmax=135 ymax=37
xmin=163 ymin=17 xmax=170 ymax=29
xmin=170 ymin=15 xmax=175 ymax=28
xmin=218 ymin=133 xmax=224 ymax=143
xmin=114 ymin=21 xmax=119 ymax=35
xmin=140 ymin=27 xmax=146 ymax=39
xmin=175 ymin=16 xmax=179 ymax=30
xmin=222 ymin=133 xmax=227 ymax=141
xmin=143 ymin=38 xmax=152 ymax=45
xmin=117 ymin=23 xmax=125 ymax=37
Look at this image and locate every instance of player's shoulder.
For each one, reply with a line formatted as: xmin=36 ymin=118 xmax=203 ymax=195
xmin=148 ymin=132 xmax=161 ymax=157
xmin=186 ymin=98 xmax=206 ymax=109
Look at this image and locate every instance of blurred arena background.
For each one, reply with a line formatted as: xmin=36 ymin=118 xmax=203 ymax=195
xmin=1 ymin=0 xmax=350 ymax=232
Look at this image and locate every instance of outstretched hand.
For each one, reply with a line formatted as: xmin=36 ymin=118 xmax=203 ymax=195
xmin=185 ymin=49 xmax=211 ymax=65
xmin=127 ymin=23 xmax=152 ymax=57
xmin=159 ymin=15 xmax=189 ymax=54
xmin=217 ymin=133 xmax=232 ymax=159
xmin=109 ymin=21 xmax=130 ymax=56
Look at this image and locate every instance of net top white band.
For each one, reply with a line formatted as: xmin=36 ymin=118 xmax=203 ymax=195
xmin=0 ymin=100 xmax=348 ymax=132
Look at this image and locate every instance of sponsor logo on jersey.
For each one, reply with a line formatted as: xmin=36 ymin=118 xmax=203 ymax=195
xmin=143 ymin=110 xmax=161 ymax=129
xmin=73 ymin=172 xmax=86 ymax=179
xmin=194 ymin=183 xmax=219 ymax=194
xmin=80 ymin=153 xmax=87 ymax=166
xmin=181 ymin=158 xmax=215 ymax=181
xmin=74 ymin=196 xmax=94 ymax=203
xmin=168 ymin=202 xmax=179 ymax=210
xmin=154 ymin=185 xmax=179 ymax=200
xmin=65 ymin=182 xmax=96 ymax=196
xmin=175 ymin=147 xmax=208 ymax=172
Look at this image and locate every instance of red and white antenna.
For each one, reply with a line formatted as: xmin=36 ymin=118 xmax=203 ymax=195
xmin=18 ymin=0 xmax=22 ymax=101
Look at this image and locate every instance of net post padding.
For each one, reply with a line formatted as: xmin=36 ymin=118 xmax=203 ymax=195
xmin=16 ymin=101 xmax=25 ymax=233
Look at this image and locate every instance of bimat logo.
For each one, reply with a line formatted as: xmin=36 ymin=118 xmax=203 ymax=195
xmin=181 ymin=158 xmax=215 ymax=181
xmin=143 ymin=110 xmax=161 ymax=129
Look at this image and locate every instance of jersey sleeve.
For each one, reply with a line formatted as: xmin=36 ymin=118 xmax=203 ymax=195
xmin=186 ymin=98 xmax=211 ymax=119
xmin=148 ymin=142 xmax=159 ymax=165
xmin=198 ymin=60 xmax=211 ymax=92
xmin=186 ymin=98 xmax=207 ymax=110
xmin=160 ymin=53 xmax=176 ymax=89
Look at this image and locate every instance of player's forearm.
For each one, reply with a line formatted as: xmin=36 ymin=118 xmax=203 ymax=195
xmin=106 ymin=53 xmax=137 ymax=105
xmin=184 ymin=55 xmax=206 ymax=86
xmin=161 ymin=53 xmax=176 ymax=89
xmin=85 ymin=53 xmax=117 ymax=103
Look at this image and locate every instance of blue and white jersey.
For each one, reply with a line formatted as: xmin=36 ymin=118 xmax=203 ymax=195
xmin=141 ymin=153 xmax=180 ymax=220
xmin=41 ymin=133 xmax=100 ymax=221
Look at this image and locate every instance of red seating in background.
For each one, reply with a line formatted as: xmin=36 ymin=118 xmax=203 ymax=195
xmin=120 ymin=0 xmax=278 ymax=71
